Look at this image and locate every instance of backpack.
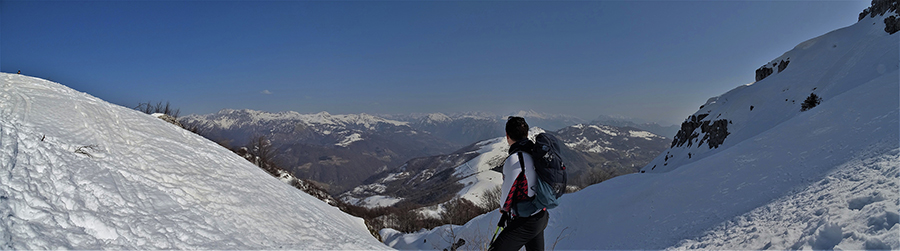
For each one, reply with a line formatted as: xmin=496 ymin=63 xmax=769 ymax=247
xmin=513 ymin=133 xmax=568 ymax=216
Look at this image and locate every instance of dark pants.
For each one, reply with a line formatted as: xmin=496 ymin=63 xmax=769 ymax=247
xmin=489 ymin=210 xmax=549 ymax=251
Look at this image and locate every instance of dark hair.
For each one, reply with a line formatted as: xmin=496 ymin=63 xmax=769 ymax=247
xmin=506 ymin=116 xmax=529 ymax=142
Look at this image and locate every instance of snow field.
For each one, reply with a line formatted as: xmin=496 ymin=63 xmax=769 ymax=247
xmin=0 ymin=73 xmax=389 ymax=249
xmin=671 ymin=149 xmax=899 ymax=250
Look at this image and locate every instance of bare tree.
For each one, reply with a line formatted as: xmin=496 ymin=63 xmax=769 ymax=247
xmin=248 ymin=134 xmax=279 ymax=176
xmin=550 ymin=227 xmax=574 ymax=251
xmin=478 ymin=185 xmax=502 ymax=211
xmin=441 ymin=198 xmax=484 ymax=226
xmin=135 ymin=101 xmax=181 ymax=118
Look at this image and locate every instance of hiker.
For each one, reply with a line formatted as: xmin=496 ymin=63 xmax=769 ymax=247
xmin=489 ymin=116 xmax=549 ymax=251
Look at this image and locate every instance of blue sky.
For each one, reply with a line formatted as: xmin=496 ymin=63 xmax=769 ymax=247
xmin=1 ymin=1 xmax=868 ymax=125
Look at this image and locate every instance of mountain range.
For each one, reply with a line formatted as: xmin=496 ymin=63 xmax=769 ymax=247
xmin=180 ymin=109 xmax=459 ymax=193
xmin=181 ymin=109 xmax=667 ymax=194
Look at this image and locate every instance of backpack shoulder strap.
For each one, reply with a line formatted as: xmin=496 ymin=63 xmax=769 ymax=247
xmin=517 ymin=151 xmax=525 ymax=172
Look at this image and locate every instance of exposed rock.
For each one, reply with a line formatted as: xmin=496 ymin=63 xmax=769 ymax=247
xmin=756 ymin=66 xmax=774 ymax=81
xmin=671 ymin=114 xmax=708 ymax=148
xmin=672 ymin=114 xmax=730 ymax=149
xmin=859 ymin=0 xmax=899 ymax=21
xmin=699 ymin=119 xmax=730 ymax=149
xmin=778 ymin=59 xmax=790 ymax=73
xmin=885 ymin=15 xmax=900 ymax=34
xmin=755 ymin=58 xmax=789 ymax=82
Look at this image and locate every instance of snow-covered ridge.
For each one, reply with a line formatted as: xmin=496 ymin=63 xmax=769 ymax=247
xmin=188 ymin=109 xmax=408 ymax=130
xmin=0 ymin=73 xmax=389 ymax=249
xmin=562 ymin=124 xmax=662 ymax=153
xmin=421 ymin=113 xmax=452 ymax=124
xmin=648 ymin=8 xmax=900 ymax=173
xmin=181 ymin=109 xmax=421 ymax=149
xmin=336 ymin=133 xmax=363 ymax=147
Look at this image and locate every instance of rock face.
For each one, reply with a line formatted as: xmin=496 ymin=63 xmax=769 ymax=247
xmin=671 ymin=114 xmax=730 ymax=149
xmin=699 ymin=119 xmax=729 ymax=149
xmin=885 ymin=15 xmax=900 ymax=34
xmin=672 ymin=114 xmax=706 ymax=148
xmin=755 ymin=66 xmax=774 ymax=82
xmin=777 ymin=59 xmax=790 ymax=73
xmin=756 ymin=58 xmax=791 ymax=82
xmin=859 ymin=0 xmax=899 ymax=21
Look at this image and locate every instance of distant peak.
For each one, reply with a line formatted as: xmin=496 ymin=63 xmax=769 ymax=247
xmin=512 ymin=109 xmax=541 ymax=117
xmin=425 ymin=113 xmax=451 ymax=122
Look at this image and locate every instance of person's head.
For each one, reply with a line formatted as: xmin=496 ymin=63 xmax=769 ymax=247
xmin=505 ymin=116 xmax=529 ymax=145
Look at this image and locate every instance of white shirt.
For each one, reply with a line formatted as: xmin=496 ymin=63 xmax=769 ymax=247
xmin=499 ymin=151 xmax=537 ymax=209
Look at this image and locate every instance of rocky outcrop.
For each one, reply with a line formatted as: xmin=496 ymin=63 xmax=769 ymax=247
xmin=756 ymin=58 xmax=791 ymax=82
xmin=777 ymin=59 xmax=790 ymax=73
xmin=699 ymin=119 xmax=730 ymax=149
xmin=858 ymin=0 xmax=899 ymax=21
xmin=671 ymin=114 xmax=730 ymax=149
xmin=885 ymin=15 xmax=900 ymax=34
xmin=859 ymin=0 xmax=900 ymax=34
xmin=672 ymin=114 xmax=707 ymax=148
xmin=755 ymin=66 xmax=774 ymax=82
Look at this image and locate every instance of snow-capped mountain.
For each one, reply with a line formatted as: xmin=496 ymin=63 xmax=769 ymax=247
xmin=507 ymin=110 xmax=587 ymax=131
xmin=381 ymin=3 xmax=898 ymax=250
xmin=340 ymin=124 xmax=668 ymax=211
xmin=386 ymin=112 xmax=504 ymax=146
xmin=182 ymin=109 xmax=412 ymax=147
xmin=180 ymin=109 xmax=458 ymax=193
xmin=0 ymin=73 xmax=389 ymax=249
xmin=382 ymin=111 xmax=587 ymax=147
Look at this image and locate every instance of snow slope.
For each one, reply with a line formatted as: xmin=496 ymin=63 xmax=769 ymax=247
xmin=0 ymin=73 xmax=389 ymax=249
xmin=381 ymin=10 xmax=898 ymax=251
